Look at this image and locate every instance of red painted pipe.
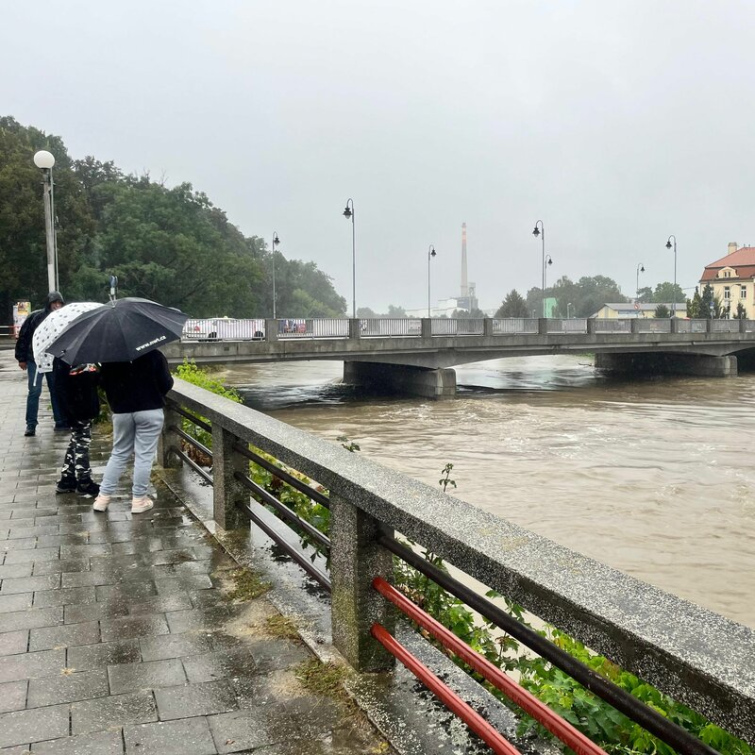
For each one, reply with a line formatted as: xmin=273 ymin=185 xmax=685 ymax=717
xmin=371 ymin=622 xmax=523 ymax=755
xmin=373 ymin=577 xmax=608 ymax=755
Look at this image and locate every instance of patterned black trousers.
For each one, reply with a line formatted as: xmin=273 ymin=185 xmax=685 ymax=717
xmin=60 ymin=421 xmax=93 ymax=481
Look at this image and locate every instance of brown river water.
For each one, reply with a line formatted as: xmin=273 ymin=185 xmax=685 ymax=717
xmin=220 ymin=355 xmax=755 ymax=629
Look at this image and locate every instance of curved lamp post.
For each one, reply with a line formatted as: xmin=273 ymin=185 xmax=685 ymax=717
xmin=343 ymin=199 xmax=355 ymax=318
xmin=427 ymin=245 xmax=436 ymax=318
xmin=271 ymin=232 xmax=280 ymax=319
xmin=532 ymin=220 xmax=547 ymax=317
xmin=665 ymin=236 xmax=677 ymax=316
xmin=567 ymin=302 xmax=573 ymax=318
xmin=33 ymin=150 xmax=58 ymax=292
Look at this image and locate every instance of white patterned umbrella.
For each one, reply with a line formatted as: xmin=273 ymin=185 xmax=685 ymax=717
xmin=32 ymin=302 xmax=103 ymax=375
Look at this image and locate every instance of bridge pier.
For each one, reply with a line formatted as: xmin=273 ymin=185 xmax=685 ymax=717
xmin=343 ymin=361 xmax=457 ymax=399
xmin=595 ymin=352 xmax=738 ymax=377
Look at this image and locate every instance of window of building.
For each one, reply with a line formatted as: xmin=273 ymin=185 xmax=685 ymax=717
xmin=724 ymin=286 xmax=731 ymax=299
xmin=741 ymin=286 xmax=747 ymax=299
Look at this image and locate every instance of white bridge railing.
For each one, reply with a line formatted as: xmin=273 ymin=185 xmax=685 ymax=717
xmin=180 ymin=317 xmax=755 ymax=342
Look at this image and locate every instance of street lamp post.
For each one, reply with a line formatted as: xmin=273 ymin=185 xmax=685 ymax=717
xmin=665 ymin=236 xmax=677 ymax=317
xmin=567 ymin=302 xmax=573 ymax=318
xmin=33 ymin=150 xmax=58 ymax=292
xmin=343 ymin=199 xmax=355 ymax=318
xmin=271 ymin=232 xmax=280 ymax=319
xmin=427 ymin=245 xmax=436 ymax=318
xmin=636 ymin=263 xmax=645 ymax=315
xmin=532 ymin=220 xmax=547 ymax=317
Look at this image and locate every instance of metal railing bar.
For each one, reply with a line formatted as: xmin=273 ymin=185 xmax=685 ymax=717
xmin=237 ymin=500 xmax=331 ymax=590
xmin=233 ymin=471 xmax=331 ymax=551
xmin=170 ymin=447 xmax=214 ymax=485
xmin=232 ymin=442 xmax=330 ymax=508
xmin=373 ymin=577 xmax=608 ymax=755
xmin=377 ymin=533 xmax=719 ymax=755
xmin=371 ymin=623 xmax=523 ymax=755
xmin=170 ymin=425 xmax=213 ymax=461
xmin=172 ymin=404 xmax=213 ymax=434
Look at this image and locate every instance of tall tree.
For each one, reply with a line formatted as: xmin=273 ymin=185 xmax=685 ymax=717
xmin=652 ymin=282 xmax=686 ymax=306
xmin=495 ymin=290 xmax=529 ymax=318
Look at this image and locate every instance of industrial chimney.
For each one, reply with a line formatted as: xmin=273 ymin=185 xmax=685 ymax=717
xmin=460 ymin=223 xmax=468 ymax=298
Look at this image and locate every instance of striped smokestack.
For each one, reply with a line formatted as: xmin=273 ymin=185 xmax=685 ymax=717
xmin=460 ymin=223 xmax=468 ymax=298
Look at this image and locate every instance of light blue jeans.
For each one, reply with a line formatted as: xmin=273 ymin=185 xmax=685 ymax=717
xmin=100 ymin=409 xmax=164 ymax=498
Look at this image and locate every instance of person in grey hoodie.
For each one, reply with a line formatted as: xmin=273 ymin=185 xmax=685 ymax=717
xmin=15 ymin=291 xmax=68 ymax=436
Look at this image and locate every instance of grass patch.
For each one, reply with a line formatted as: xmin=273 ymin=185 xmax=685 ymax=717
xmin=265 ymin=614 xmax=300 ymax=641
xmin=295 ymin=658 xmax=351 ymax=700
xmin=223 ymin=567 xmax=271 ymax=602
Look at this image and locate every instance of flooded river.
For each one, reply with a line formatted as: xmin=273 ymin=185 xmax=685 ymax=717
xmin=220 ymin=355 xmax=755 ymax=628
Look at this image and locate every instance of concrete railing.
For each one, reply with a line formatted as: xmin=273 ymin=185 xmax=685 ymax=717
xmin=161 ymin=377 xmax=755 ymax=744
xmin=180 ymin=317 xmax=755 ymax=342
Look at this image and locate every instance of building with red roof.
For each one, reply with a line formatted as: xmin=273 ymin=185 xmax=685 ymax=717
xmin=699 ymin=242 xmax=755 ymax=318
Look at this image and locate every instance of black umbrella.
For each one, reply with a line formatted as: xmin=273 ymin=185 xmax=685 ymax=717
xmin=49 ymin=297 xmax=188 ymax=365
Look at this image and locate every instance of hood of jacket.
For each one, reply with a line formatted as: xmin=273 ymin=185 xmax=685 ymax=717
xmin=45 ymin=291 xmax=65 ymax=312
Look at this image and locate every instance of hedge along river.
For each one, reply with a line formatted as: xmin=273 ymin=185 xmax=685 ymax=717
xmin=219 ymin=355 xmax=755 ymax=629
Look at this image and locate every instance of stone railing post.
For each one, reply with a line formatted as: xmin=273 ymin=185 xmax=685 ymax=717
xmin=159 ymin=403 xmax=183 ymax=469
xmin=265 ymin=319 xmax=278 ymax=342
xmin=670 ymin=317 xmax=680 ymax=333
xmin=631 ymin=319 xmax=641 ymax=334
xmin=707 ymin=319 xmax=713 ymax=333
xmin=211 ymin=424 xmax=247 ymax=532
xmin=586 ymin=318 xmax=596 ymax=334
xmin=349 ymin=318 xmax=361 ymax=340
xmin=538 ymin=318 xmax=549 ymax=335
xmin=421 ymin=318 xmax=432 ymax=339
xmin=330 ymin=493 xmax=395 ymax=671
xmin=483 ymin=318 xmax=494 ymax=337
xmin=740 ymin=318 xmax=748 ymax=333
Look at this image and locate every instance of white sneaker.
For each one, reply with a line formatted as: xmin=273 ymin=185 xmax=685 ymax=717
xmin=131 ymin=496 xmax=154 ymax=514
xmin=93 ymin=494 xmax=111 ymax=512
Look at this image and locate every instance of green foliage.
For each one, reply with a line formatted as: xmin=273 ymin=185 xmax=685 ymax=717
xmin=527 ymin=275 xmax=628 ymax=319
xmin=0 ymin=116 xmax=346 ymax=322
xmin=495 ymin=290 xmax=529 ymax=318
xmin=652 ymin=282 xmax=686 ymax=306
xmin=439 ymin=463 xmax=456 ymax=492
xmin=636 ymin=286 xmax=653 ymax=304
xmin=654 ymin=304 xmax=671 ymax=318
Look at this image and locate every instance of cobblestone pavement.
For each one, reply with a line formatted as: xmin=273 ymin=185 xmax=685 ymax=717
xmin=0 ymin=352 xmax=391 ymax=755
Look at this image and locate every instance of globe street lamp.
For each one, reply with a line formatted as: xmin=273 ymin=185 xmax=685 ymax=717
xmin=636 ymin=262 xmax=645 ymax=303
xmin=532 ymin=220 xmax=547 ymax=317
xmin=665 ymin=236 xmax=677 ymax=317
xmin=343 ymin=199 xmax=355 ymax=318
xmin=427 ymin=245 xmax=436 ymax=318
xmin=33 ymin=150 xmax=58 ymax=292
xmin=271 ymin=232 xmax=280 ymax=319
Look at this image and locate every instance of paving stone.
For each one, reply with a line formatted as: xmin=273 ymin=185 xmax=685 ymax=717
xmin=154 ymin=575 xmax=213 ymax=596
xmin=207 ymin=708 xmax=278 ymax=753
xmin=60 ymin=544 xmax=112 ymax=559
xmin=31 ymin=729 xmax=124 ymax=755
xmin=67 ymin=639 xmax=142 ymax=671
xmin=124 ymin=716 xmax=216 ymax=755
xmin=0 ymin=630 xmax=27 ymax=656
xmin=71 ymin=690 xmax=158 ymax=735
xmin=182 ymin=650 xmax=257 ymax=685
xmin=127 ymin=594 xmax=193 ymax=616
xmin=100 ymin=614 xmax=169 ymax=643
xmin=96 ymin=582 xmax=157 ymax=604
xmin=0 ymin=704 xmax=69 ymax=748
xmin=33 ymin=587 xmax=96 ymax=609
xmin=64 ymin=601 xmax=129 ymax=625
xmin=0 ymin=648 xmax=66 ymax=683
xmin=0 ymin=680 xmax=27 ymax=713
xmin=0 ymin=607 xmax=64 ymax=633
xmin=154 ymin=679 xmax=237 ymax=720
xmin=0 ymin=564 xmax=33 ymax=580
xmin=0 ymin=575 xmax=60 ymax=595
xmin=27 ymin=668 xmax=109 ymax=707
xmin=29 ymin=620 xmax=100 ymax=652
xmin=0 ymin=539 xmax=37 ymax=553
xmin=60 ymin=571 xmax=117 ymax=589
xmin=4 ymin=547 xmax=60 ymax=564
xmin=31 ymin=559 xmax=90 ymax=576
xmin=108 ymin=658 xmax=187 ymax=694
xmin=0 ymin=594 xmax=33 ymax=615
xmin=165 ymin=607 xmax=233 ymax=634
xmin=246 ymin=638 xmax=310 ymax=674
xmin=7 ymin=524 xmax=59 ymax=540
xmin=139 ymin=632 xmax=215 ymax=662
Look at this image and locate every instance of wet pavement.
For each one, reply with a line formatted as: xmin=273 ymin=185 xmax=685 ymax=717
xmin=0 ymin=352 xmax=392 ymax=755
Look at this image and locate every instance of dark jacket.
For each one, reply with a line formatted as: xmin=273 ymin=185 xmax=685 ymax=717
xmin=15 ymin=291 xmax=66 ymax=363
xmin=100 ymin=351 xmax=174 ymax=414
xmin=52 ymin=360 xmax=100 ymax=424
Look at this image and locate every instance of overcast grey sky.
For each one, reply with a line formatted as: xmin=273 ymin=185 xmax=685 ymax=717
xmin=3 ymin=1 xmax=755 ymax=312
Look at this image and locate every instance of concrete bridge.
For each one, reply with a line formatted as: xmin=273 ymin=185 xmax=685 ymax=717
xmin=165 ymin=316 xmax=755 ymax=398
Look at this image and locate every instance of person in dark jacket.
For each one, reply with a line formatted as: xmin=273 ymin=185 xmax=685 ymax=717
xmin=15 ymin=291 xmax=68 ymax=436
xmin=93 ymin=350 xmax=174 ymax=514
xmin=53 ymin=360 xmax=101 ymax=498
